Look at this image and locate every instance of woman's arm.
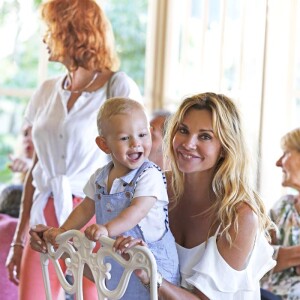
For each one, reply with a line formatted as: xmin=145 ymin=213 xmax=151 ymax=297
xmin=13 ymin=153 xmax=37 ymax=244
xmin=6 ymin=153 xmax=37 ymax=284
xmin=273 ymin=245 xmax=300 ymax=273
xmin=158 ymin=280 xmax=205 ymax=300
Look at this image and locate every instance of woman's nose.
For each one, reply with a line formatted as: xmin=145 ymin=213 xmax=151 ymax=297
xmin=276 ymin=155 xmax=283 ymax=167
xmin=182 ymin=136 xmax=197 ymax=150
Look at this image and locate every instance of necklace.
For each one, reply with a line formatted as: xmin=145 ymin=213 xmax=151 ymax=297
xmin=63 ymin=72 xmax=99 ymax=94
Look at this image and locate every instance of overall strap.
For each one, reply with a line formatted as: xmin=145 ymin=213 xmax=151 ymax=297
xmin=126 ymin=161 xmax=170 ymax=229
xmin=127 ymin=161 xmax=165 ymax=193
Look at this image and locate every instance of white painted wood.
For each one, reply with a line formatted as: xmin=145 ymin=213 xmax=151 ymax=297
xmin=40 ymin=230 xmax=158 ymax=300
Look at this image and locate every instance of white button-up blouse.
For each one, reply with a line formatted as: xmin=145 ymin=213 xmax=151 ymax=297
xmin=25 ymin=72 xmax=142 ymax=226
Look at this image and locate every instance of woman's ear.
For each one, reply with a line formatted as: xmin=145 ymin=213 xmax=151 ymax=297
xmin=95 ymin=136 xmax=111 ymax=154
xmin=220 ymin=149 xmax=224 ymax=158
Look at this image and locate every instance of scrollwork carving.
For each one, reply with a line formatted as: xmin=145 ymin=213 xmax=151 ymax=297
xmin=40 ymin=230 xmax=158 ymax=300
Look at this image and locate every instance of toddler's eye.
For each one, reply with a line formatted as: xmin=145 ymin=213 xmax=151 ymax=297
xmin=120 ymin=136 xmax=129 ymax=141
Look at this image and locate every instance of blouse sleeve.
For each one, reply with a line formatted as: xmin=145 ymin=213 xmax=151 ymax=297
xmin=24 ymin=86 xmax=41 ymax=125
xmin=185 ymin=233 xmax=276 ymax=299
xmin=109 ymin=71 xmax=142 ymax=102
xmin=24 ymin=77 xmax=61 ymax=125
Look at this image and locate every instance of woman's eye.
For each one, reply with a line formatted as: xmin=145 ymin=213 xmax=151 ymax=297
xmin=178 ymin=127 xmax=188 ymax=134
xmin=199 ymin=134 xmax=212 ymax=140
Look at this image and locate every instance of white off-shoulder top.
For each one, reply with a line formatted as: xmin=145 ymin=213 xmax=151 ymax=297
xmin=176 ymin=229 xmax=276 ymax=300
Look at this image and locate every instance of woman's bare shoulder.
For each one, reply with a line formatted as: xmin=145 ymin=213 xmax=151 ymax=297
xmin=236 ymin=202 xmax=258 ymax=229
xmin=217 ymin=202 xmax=258 ymax=270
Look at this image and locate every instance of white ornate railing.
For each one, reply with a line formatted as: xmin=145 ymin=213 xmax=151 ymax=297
xmin=40 ymin=230 xmax=158 ymax=300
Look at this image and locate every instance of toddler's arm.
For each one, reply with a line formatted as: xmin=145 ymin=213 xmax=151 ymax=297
xmin=44 ymin=197 xmax=95 ymax=246
xmin=85 ymin=196 xmax=156 ymax=240
xmin=106 ymin=196 xmax=156 ymax=237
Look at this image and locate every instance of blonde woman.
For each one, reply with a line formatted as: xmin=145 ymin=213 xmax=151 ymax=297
xmin=261 ymin=128 xmax=300 ymax=299
xmin=113 ymin=93 xmax=276 ymax=299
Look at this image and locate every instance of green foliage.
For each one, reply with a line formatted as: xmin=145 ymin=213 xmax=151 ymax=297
xmin=2 ymin=37 xmax=40 ymax=89
xmin=0 ymin=134 xmax=15 ymax=183
xmin=33 ymin=0 xmax=42 ymax=8
xmin=106 ymin=0 xmax=148 ymax=93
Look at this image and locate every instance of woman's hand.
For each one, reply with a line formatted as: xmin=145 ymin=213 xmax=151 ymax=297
xmin=5 ymin=244 xmax=24 ymax=285
xmin=43 ymin=227 xmax=66 ymax=247
xmin=29 ymin=224 xmax=50 ymax=253
xmin=8 ymin=154 xmax=32 ymax=173
xmin=113 ymin=235 xmax=149 ymax=284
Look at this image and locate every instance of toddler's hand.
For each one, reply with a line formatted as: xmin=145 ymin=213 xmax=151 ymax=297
xmin=84 ymin=224 xmax=108 ymax=241
xmin=295 ymin=265 xmax=300 ymax=275
xmin=43 ymin=227 xmax=66 ymax=247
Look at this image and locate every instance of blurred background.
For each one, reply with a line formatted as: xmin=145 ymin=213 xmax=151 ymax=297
xmin=0 ymin=0 xmax=299 ymax=209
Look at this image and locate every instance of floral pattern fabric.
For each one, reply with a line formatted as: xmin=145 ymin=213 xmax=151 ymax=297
xmin=261 ymin=194 xmax=300 ymax=299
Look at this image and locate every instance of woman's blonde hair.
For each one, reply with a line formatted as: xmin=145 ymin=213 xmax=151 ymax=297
xmin=281 ymin=127 xmax=300 ymax=152
xmin=41 ymin=0 xmax=119 ymax=72
xmin=164 ymin=92 xmax=272 ymax=243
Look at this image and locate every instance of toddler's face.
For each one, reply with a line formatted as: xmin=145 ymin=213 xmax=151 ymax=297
xmin=103 ymin=108 xmax=152 ymax=174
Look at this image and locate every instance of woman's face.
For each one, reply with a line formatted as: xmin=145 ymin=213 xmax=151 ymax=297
xmin=149 ymin=115 xmax=167 ymax=168
xmin=22 ymin=125 xmax=34 ymax=159
xmin=172 ymin=108 xmax=222 ymax=174
xmin=43 ymin=31 xmax=55 ymax=61
xmin=276 ymin=149 xmax=300 ymax=190
xmin=43 ymin=30 xmax=64 ymax=63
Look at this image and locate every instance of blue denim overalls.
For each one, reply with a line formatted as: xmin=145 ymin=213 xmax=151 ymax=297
xmin=94 ymin=161 xmax=180 ymax=299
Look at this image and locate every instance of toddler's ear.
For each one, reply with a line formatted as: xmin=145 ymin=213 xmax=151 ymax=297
xmin=95 ymin=136 xmax=111 ymax=154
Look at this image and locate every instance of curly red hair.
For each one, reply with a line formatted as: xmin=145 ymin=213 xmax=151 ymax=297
xmin=41 ymin=0 xmax=119 ymax=72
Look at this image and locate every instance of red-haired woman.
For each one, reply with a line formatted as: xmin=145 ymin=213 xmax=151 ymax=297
xmin=5 ymin=0 xmax=141 ymax=299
